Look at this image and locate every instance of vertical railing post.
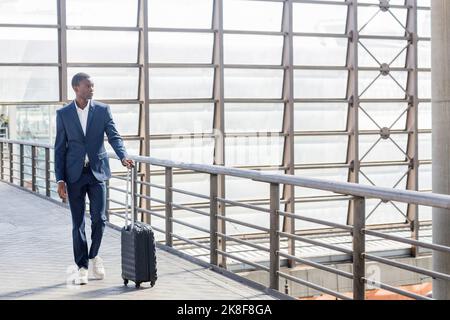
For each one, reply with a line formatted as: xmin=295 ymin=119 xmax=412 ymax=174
xmin=19 ymin=144 xmax=24 ymax=187
xmin=212 ymin=0 xmax=227 ymax=269
xmin=165 ymin=167 xmax=173 ymax=247
xmin=31 ymin=146 xmax=36 ymax=192
xmin=270 ymin=183 xmax=280 ymax=291
xmin=45 ymin=148 xmax=50 ymax=197
xmin=210 ymin=174 xmax=219 ymax=266
xmin=0 ymin=141 xmax=4 ymax=181
xmin=8 ymin=143 xmax=13 ymax=183
xmin=352 ymin=196 xmax=366 ymax=300
xmin=105 ymin=179 xmax=110 ymax=221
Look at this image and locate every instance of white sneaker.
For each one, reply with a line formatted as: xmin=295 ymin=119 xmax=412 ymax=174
xmin=74 ymin=268 xmax=88 ymax=285
xmin=89 ymin=256 xmax=105 ymax=280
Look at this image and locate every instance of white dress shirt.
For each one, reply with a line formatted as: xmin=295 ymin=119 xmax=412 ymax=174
xmin=74 ymin=99 xmax=90 ymax=165
xmin=57 ymin=100 xmax=90 ymax=184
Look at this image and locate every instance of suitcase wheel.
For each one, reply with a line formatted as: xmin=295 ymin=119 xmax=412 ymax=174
xmin=150 ymin=281 xmax=155 ymax=288
xmin=123 ymin=279 xmax=129 ymax=286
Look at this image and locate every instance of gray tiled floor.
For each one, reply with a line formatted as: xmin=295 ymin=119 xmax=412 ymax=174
xmin=0 ymin=182 xmax=277 ymax=300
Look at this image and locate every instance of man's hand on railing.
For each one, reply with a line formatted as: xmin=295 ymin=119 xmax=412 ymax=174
xmin=57 ymin=181 xmax=67 ymax=200
xmin=121 ymin=158 xmax=135 ymax=169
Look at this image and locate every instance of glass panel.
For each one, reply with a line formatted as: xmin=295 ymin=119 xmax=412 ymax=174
xmin=225 ymin=136 xmax=283 ymax=166
xmin=148 ymin=0 xmax=213 ymax=29
xmin=0 ymin=28 xmax=57 ymax=63
xmin=170 ymin=173 xmax=210 ymax=204
xmin=359 ymin=103 xmax=408 ymax=131
xmin=106 ymin=140 xmax=140 ymax=171
xmin=67 ymin=68 xmax=139 ymax=100
xmin=0 ymin=67 xmax=59 ymax=102
xmin=419 ymin=133 xmax=431 ymax=161
xmin=365 ymin=199 xmax=407 ymax=225
xmin=149 ymin=103 xmax=214 ymax=134
xmin=418 ymin=40 xmax=431 ymax=69
xmin=149 ymin=68 xmax=213 ymax=99
xmin=224 ymin=34 xmax=283 ymax=65
xmin=418 ymin=71 xmax=431 ymax=99
xmin=66 ymin=0 xmax=138 ymax=27
xmin=360 ymin=166 xmax=408 ymax=188
xmin=224 ymin=69 xmax=283 ymax=99
xmin=359 ymin=39 xmax=408 ymax=68
xmin=294 ymin=201 xmax=348 ymax=231
xmin=419 ymin=164 xmax=431 ymax=191
xmin=295 ymin=168 xmax=348 ymax=198
xmin=417 ymin=0 xmax=431 ymax=6
xmin=418 ymin=103 xmax=431 ymax=130
xmin=359 ymin=71 xmax=407 ymax=99
xmin=293 ymin=36 xmax=347 ymax=66
xmin=358 ymin=7 xmax=407 ymax=36
xmin=224 ymin=205 xmax=272 ymax=236
xmin=294 ymin=136 xmax=348 ymax=164
xmin=226 ymin=173 xmax=280 ymax=200
xmin=362 ymin=0 xmax=406 ymax=4
xmin=149 ymin=138 xmax=214 ymax=164
xmin=16 ymin=105 xmax=56 ymax=141
xmin=67 ymin=31 xmax=139 ymax=63
xmin=225 ymin=103 xmax=283 ymax=133
xmin=108 ymin=104 xmax=140 ymax=136
xmin=149 ymin=32 xmax=213 ymax=63
xmin=295 ymin=103 xmax=348 ymax=132
xmin=223 ymin=0 xmax=283 ymax=32
xmin=359 ymin=134 xmax=408 ymax=162
xmin=293 ymin=3 xmax=347 ymax=34
xmin=0 ymin=0 xmax=56 ymax=24
xmin=417 ymin=8 xmax=431 ymax=38
xmin=294 ymin=70 xmax=347 ymax=99
xmin=2 ymin=105 xmax=58 ymax=143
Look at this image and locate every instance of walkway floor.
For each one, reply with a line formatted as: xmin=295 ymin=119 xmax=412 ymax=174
xmin=0 ymin=182 xmax=277 ymax=300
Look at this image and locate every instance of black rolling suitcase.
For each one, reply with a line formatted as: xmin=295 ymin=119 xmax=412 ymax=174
xmin=121 ymin=167 xmax=157 ymax=288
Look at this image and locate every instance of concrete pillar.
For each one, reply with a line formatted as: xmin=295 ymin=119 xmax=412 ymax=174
xmin=431 ymin=0 xmax=450 ymax=300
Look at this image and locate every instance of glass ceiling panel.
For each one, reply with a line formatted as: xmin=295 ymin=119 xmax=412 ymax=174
xmin=66 ymin=0 xmax=138 ymax=27
xmin=148 ymin=0 xmax=213 ymax=29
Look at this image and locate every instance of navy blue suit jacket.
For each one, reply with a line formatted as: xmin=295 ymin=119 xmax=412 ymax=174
xmin=54 ymin=100 xmax=128 ymax=184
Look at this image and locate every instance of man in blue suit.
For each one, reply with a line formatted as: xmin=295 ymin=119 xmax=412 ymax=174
xmin=54 ymin=72 xmax=134 ymax=285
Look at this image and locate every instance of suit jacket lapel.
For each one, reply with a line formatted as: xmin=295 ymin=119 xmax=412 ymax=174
xmin=85 ymin=100 xmax=96 ymax=137
xmin=69 ymin=102 xmax=85 ymax=137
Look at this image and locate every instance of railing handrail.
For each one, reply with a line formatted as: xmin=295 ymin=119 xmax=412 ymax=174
xmin=1 ymin=137 xmax=449 ymax=210
xmin=1 ymin=137 xmax=448 ymax=300
xmin=0 ymin=138 xmax=53 ymax=149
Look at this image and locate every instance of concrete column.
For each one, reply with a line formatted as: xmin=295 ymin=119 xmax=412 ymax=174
xmin=431 ymin=0 xmax=450 ymax=300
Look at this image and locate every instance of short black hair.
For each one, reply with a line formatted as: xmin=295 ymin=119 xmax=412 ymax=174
xmin=71 ymin=72 xmax=91 ymax=87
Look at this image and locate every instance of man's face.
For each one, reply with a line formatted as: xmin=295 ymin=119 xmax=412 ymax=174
xmin=73 ymin=78 xmax=94 ymax=100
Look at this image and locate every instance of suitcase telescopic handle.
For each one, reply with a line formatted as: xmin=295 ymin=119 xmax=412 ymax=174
xmin=125 ymin=166 xmax=135 ymax=229
xmin=125 ymin=167 xmax=129 ymax=228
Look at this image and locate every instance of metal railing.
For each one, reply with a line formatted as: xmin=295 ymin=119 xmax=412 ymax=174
xmin=1 ymin=138 xmax=449 ymax=300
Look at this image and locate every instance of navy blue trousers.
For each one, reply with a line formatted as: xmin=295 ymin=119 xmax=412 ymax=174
xmin=66 ymin=166 xmax=107 ymax=269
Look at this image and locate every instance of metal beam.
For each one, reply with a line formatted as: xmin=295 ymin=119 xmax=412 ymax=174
xmin=57 ymin=0 xmax=68 ymax=102
xmin=280 ymin=0 xmax=295 ymax=268
xmin=212 ymin=0 xmax=226 ymax=268
xmin=431 ymin=0 xmax=450 ymax=300
xmin=137 ymin=0 xmax=151 ymax=224
xmin=345 ymin=0 xmax=360 ymax=226
xmin=405 ymin=0 xmax=420 ymax=257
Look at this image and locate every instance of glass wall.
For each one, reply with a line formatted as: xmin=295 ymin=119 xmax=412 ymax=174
xmin=0 ymin=0 xmax=431 ymax=236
